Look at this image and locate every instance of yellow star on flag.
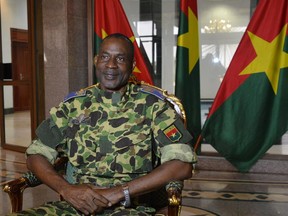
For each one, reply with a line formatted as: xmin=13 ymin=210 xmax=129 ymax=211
xmin=177 ymin=7 xmax=199 ymax=74
xmin=133 ymin=66 xmax=141 ymax=73
xmin=239 ymin=24 xmax=288 ymax=95
xmin=101 ymin=29 xmax=108 ymax=39
xmin=129 ymin=36 xmax=135 ymax=43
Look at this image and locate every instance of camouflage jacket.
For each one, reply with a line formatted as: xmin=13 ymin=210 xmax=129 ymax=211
xmin=27 ymin=83 xmax=196 ymax=187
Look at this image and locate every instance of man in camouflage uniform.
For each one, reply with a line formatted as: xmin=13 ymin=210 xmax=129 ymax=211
xmin=10 ymin=33 xmax=196 ymax=216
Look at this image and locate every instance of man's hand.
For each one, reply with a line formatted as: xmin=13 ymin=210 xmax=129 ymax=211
xmin=26 ymin=155 xmax=123 ymax=215
xmin=59 ymin=184 xmax=112 ymax=215
xmin=89 ymin=185 xmax=124 ymax=206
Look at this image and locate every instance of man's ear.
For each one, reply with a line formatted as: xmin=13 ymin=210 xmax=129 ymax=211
xmin=94 ymin=55 xmax=98 ymax=66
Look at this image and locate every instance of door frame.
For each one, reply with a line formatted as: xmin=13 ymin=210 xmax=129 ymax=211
xmin=11 ymin=28 xmax=30 ymax=112
xmin=0 ymin=0 xmax=45 ymax=152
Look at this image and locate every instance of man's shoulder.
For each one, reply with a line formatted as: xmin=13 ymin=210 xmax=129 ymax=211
xmin=138 ymin=83 xmax=166 ymax=101
xmin=63 ymin=89 xmax=87 ymax=102
xmin=63 ymin=84 xmax=98 ymax=102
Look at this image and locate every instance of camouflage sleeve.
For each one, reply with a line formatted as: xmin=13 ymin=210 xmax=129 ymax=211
xmin=160 ymin=144 xmax=197 ymax=164
xmin=49 ymin=101 xmax=70 ymax=133
xmin=25 ymin=139 xmax=59 ymax=164
xmin=152 ymin=101 xmax=196 ymax=164
xmin=35 ymin=118 xmax=65 ymax=149
xmin=25 ymin=100 xmax=70 ymax=164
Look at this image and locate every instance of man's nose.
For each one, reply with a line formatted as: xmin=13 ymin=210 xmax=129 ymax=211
xmin=106 ymin=57 xmax=117 ymax=68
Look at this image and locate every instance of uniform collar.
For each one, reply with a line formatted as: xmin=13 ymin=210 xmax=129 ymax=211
xmin=95 ymin=83 xmax=136 ymax=106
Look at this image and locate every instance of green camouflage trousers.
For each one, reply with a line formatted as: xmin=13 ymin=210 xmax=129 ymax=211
xmin=7 ymin=200 xmax=161 ymax=216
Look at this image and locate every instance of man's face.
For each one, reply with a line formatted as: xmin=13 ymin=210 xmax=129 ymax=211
xmin=95 ymin=37 xmax=135 ymax=92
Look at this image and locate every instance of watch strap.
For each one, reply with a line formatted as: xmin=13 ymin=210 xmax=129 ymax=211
xmin=120 ymin=184 xmax=131 ymax=207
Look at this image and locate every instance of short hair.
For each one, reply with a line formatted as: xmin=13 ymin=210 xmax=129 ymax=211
xmin=101 ymin=33 xmax=134 ymax=59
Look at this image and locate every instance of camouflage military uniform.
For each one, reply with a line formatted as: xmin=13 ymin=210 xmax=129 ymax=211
xmin=11 ymin=82 xmax=196 ymax=216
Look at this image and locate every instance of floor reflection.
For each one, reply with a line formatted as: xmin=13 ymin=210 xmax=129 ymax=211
xmin=4 ymin=110 xmax=31 ymax=147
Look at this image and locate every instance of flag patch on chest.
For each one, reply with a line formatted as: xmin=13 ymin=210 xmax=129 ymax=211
xmin=163 ymin=124 xmax=182 ymax=142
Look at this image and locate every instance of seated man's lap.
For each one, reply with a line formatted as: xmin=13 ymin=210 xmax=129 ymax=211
xmin=7 ymin=200 xmax=156 ymax=216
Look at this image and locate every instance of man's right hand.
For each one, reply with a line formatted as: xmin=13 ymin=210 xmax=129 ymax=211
xmin=59 ymin=184 xmax=112 ymax=215
xmin=26 ymin=155 xmax=111 ymax=215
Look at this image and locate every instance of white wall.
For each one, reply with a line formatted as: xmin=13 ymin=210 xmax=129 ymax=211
xmin=1 ymin=0 xmax=28 ymax=63
xmin=1 ymin=0 xmax=28 ymax=108
xmin=161 ymin=0 xmax=177 ymax=94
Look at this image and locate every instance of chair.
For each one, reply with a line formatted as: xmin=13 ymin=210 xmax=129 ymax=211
xmin=3 ymin=80 xmax=189 ymax=216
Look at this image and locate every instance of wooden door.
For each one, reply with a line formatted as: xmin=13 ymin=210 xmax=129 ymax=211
xmin=11 ymin=29 xmax=31 ymax=111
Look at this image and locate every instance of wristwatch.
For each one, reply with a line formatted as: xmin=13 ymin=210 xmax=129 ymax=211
xmin=120 ymin=184 xmax=131 ymax=207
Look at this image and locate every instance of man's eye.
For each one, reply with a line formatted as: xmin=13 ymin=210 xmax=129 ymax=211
xmin=100 ymin=55 xmax=109 ymax=61
xmin=116 ymin=57 xmax=125 ymax=63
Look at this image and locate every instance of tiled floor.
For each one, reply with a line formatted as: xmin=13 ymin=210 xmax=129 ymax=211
xmin=182 ymin=169 xmax=288 ymax=216
xmin=1 ymin=148 xmax=288 ymax=216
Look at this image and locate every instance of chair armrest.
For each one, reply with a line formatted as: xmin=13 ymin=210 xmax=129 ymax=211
xmin=2 ymin=171 xmax=43 ymax=213
xmin=2 ymin=177 xmax=30 ymax=213
xmin=2 ymin=156 xmax=69 ymax=213
xmin=166 ymin=181 xmax=183 ymax=216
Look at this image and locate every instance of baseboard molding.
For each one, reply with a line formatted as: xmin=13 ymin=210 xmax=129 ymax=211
xmin=196 ymin=154 xmax=288 ymax=174
xmin=4 ymin=108 xmax=14 ymax=114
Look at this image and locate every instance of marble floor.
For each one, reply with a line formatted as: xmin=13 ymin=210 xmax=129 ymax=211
xmin=1 ymin=148 xmax=288 ymax=216
xmin=182 ymin=169 xmax=288 ymax=216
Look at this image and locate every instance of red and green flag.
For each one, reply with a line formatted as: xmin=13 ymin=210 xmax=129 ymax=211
xmin=201 ymin=0 xmax=288 ymax=172
xmin=94 ymin=0 xmax=153 ymax=84
xmin=175 ymin=0 xmax=201 ymax=145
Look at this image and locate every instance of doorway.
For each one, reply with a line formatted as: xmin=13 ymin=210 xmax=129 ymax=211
xmin=0 ymin=0 xmax=44 ymax=152
xmin=11 ymin=28 xmax=31 ymax=112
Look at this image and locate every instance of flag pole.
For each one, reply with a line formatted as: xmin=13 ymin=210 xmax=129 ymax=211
xmin=194 ymin=134 xmax=202 ymax=152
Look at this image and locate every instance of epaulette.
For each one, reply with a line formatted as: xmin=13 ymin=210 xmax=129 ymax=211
xmin=140 ymin=84 xmax=166 ymax=101
xmin=63 ymin=84 xmax=99 ymax=102
xmin=63 ymin=89 xmax=87 ymax=102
